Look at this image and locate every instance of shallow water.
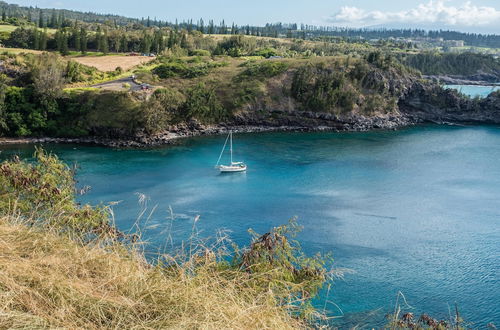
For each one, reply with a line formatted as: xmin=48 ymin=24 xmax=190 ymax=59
xmin=1 ymin=125 xmax=499 ymax=328
xmin=444 ymin=84 xmax=500 ymax=98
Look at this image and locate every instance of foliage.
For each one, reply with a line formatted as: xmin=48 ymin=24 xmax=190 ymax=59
xmin=180 ymin=83 xmax=225 ymax=123
xmin=139 ymin=87 xmax=184 ymax=134
xmin=232 ymin=218 xmax=332 ymax=317
xmin=30 ymin=53 xmax=65 ymax=110
xmin=291 ymin=63 xmax=357 ymax=113
xmin=189 ymin=49 xmax=211 ymax=56
xmin=0 ymin=149 xmax=114 ymax=237
xmin=237 ymin=60 xmax=289 ymax=80
xmin=214 ymin=35 xmax=257 ymax=57
xmin=152 ymin=59 xmax=226 ymax=79
xmin=0 ymin=73 xmax=6 ymax=133
xmin=252 ymin=47 xmax=280 ymax=58
xmin=3 ymin=86 xmax=40 ymax=136
xmin=386 ymin=295 xmax=466 ymax=330
xmin=399 ymin=52 xmax=500 ymax=76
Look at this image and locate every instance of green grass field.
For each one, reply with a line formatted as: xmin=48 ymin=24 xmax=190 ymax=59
xmin=0 ymin=24 xmax=58 ymax=34
xmin=0 ymin=24 xmax=17 ymax=33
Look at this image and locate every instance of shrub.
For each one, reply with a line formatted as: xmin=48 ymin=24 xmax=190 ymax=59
xmin=152 ymin=62 xmax=188 ymax=79
xmin=139 ymin=88 xmax=184 ymax=134
xmin=0 ymin=148 xmax=113 ymax=237
xmin=180 ymin=83 xmax=225 ymax=123
xmin=237 ymin=61 xmax=289 ymax=80
xmin=252 ymin=48 xmax=280 ymax=58
xmin=189 ymin=49 xmax=211 ymax=57
xmin=291 ymin=64 xmax=357 ymax=113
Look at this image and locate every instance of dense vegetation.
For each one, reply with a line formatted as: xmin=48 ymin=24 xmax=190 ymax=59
xmin=0 ymin=150 xmax=332 ymax=328
xmin=0 ymin=49 xmax=424 ymax=138
xmin=399 ymin=52 xmax=500 ymax=76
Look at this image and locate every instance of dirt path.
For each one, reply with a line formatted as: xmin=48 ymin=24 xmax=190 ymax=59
xmin=91 ymin=76 xmax=144 ymax=91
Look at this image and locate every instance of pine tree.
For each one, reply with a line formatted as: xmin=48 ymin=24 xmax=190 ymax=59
xmin=50 ymin=9 xmax=57 ymax=28
xmin=33 ymin=28 xmax=40 ymax=50
xmin=96 ymin=26 xmax=102 ymax=51
xmin=101 ymin=30 xmax=109 ymax=54
xmin=61 ymin=33 xmax=69 ymax=55
xmin=40 ymin=28 xmax=48 ymax=50
xmin=2 ymin=10 xmax=7 ymax=22
xmin=120 ymin=34 xmax=128 ymax=52
xmin=80 ymin=27 xmax=87 ymax=54
xmin=198 ymin=18 xmax=204 ymax=33
xmin=73 ymin=28 xmax=81 ymax=52
xmin=180 ymin=33 xmax=188 ymax=49
xmin=38 ymin=10 xmax=44 ymax=28
xmin=167 ymin=30 xmax=175 ymax=49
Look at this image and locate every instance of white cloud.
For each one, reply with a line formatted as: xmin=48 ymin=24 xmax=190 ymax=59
xmin=329 ymin=1 xmax=500 ymax=29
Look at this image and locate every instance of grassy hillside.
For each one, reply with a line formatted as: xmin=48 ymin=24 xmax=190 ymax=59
xmin=0 ymin=219 xmax=305 ymax=329
xmin=0 ymin=150 xmax=331 ymax=328
xmin=0 ymin=24 xmax=16 ymax=32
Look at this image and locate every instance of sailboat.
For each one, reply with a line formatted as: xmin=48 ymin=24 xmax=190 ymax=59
xmin=215 ymin=131 xmax=247 ymax=173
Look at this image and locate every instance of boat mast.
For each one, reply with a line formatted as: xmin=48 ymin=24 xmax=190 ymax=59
xmin=230 ymin=131 xmax=233 ymax=164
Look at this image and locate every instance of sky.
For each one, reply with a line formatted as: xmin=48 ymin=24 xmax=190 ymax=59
xmin=5 ymin=0 xmax=500 ymax=34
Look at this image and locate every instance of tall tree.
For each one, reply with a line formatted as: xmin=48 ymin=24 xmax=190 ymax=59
xmin=40 ymin=28 xmax=48 ymax=50
xmin=101 ymin=30 xmax=109 ymax=54
xmin=38 ymin=9 xmax=44 ymax=28
xmin=50 ymin=9 xmax=57 ymax=28
xmin=80 ymin=27 xmax=87 ymax=54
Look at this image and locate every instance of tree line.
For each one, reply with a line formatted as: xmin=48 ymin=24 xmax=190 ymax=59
xmin=2 ymin=0 xmax=500 ymax=47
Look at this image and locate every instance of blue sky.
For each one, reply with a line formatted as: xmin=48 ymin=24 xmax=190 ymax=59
xmin=6 ymin=0 xmax=500 ymax=33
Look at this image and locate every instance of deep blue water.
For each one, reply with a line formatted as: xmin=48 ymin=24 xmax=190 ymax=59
xmin=444 ymin=84 xmax=500 ymax=98
xmin=1 ymin=125 xmax=499 ymax=328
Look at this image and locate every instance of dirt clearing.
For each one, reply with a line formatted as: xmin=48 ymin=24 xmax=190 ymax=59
xmin=71 ymin=55 xmax=153 ymax=71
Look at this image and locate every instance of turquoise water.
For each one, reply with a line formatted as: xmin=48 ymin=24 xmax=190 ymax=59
xmin=1 ymin=125 xmax=499 ymax=328
xmin=444 ymin=84 xmax=500 ymax=98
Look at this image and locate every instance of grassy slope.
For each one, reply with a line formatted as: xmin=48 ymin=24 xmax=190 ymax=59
xmin=0 ymin=217 xmax=301 ymax=329
xmin=0 ymin=46 xmax=43 ymax=54
xmin=0 ymin=24 xmax=17 ymax=33
xmin=0 ymin=24 xmax=57 ymax=34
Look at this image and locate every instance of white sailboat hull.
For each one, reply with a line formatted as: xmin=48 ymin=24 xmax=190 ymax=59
xmin=218 ymin=164 xmax=247 ymax=172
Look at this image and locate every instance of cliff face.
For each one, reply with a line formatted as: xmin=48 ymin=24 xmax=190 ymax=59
xmin=399 ymin=82 xmax=500 ymax=124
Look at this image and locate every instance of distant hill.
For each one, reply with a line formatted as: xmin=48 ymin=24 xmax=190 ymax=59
xmin=0 ymin=1 xmax=140 ymax=26
xmin=0 ymin=0 xmax=499 ymax=47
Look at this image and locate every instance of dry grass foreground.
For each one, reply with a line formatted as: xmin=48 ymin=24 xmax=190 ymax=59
xmin=0 ymin=217 xmax=302 ymax=329
xmin=71 ymin=55 xmax=154 ymax=72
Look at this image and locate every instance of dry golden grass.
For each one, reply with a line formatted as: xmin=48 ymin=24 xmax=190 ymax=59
xmin=0 ymin=47 xmax=43 ymax=55
xmin=0 ymin=217 xmax=303 ymax=329
xmin=71 ymin=55 xmax=154 ymax=72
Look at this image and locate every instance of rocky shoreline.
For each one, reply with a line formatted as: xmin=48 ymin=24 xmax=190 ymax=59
xmin=0 ymin=113 xmax=418 ymax=148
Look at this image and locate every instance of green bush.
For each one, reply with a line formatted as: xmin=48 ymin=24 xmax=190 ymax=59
xmin=153 ymin=61 xmax=225 ymax=79
xmin=152 ymin=62 xmax=189 ymax=79
xmin=0 ymin=148 xmax=112 ymax=237
xmin=139 ymin=88 xmax=184 ymax=134
xmin=252 ymin=48 xmax=279 ymax=58
xmin=180 ymin=83 xmax=225 ymax=123
xmin=291 ymin=64 xmax=357 ymax=113
xmin=237 ymin=61 xmax=289 ymax=81
xmin=189 ymin=49 xmax=211 ymax=57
